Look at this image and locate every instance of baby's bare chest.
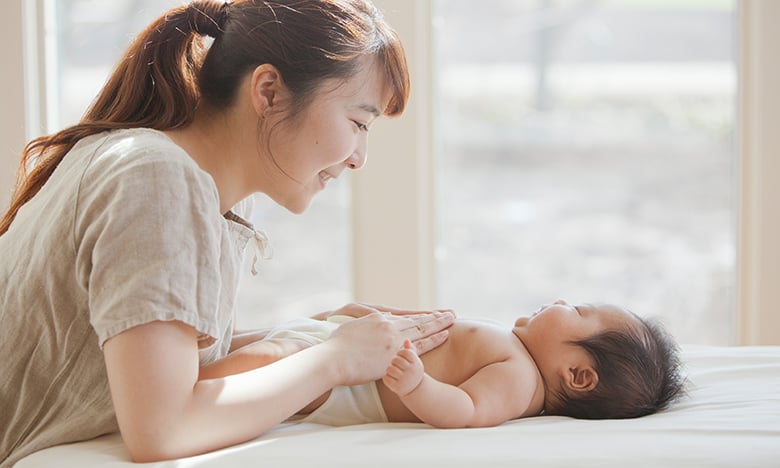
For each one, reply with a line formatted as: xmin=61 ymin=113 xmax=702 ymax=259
xmin=420 ymin=320 xmax=525 ymax=385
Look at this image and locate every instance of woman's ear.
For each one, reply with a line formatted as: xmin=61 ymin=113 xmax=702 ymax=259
xmin=249 ymin=64 xmax=287 ymax=118
xmin=564 ymin=366 xmax=599 ymax=393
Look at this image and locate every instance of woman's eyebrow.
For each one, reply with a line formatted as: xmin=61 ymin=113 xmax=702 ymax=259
xmin=352 ymin=103 xmax=381 ymax=117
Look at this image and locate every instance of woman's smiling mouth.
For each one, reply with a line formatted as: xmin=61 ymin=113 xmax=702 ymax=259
xmin=319 ymin=171 xmax=334 ymax=187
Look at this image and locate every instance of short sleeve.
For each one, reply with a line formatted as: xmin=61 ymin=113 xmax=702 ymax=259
xmin=73 ymin=133 xmax=227 ymax=348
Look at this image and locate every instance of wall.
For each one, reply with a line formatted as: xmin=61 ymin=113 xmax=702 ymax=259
xmin=0 ymin=0 xmax=26 ymax=210
xmin=738 ymin=0 xmax=780 ymax=345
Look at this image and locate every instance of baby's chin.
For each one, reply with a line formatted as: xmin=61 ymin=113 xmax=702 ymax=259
xmin=513 ymin=316 xmax=531 ymax=327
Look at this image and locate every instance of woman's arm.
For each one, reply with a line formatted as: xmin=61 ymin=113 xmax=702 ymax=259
xmin=210 ymin=306 xmax=456 ymax=380
xmin=103 ymin=312 xmax=454 ymax=463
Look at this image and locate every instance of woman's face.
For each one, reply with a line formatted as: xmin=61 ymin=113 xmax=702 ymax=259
xmin=262 ymin=61 xmax=391 ymax=214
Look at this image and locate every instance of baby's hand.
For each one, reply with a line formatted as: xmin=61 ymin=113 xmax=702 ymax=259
xmin=382 ymin=340 xmax=424 ymax=397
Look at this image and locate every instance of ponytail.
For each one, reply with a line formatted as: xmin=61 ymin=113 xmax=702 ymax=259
xmin=0 ymin=1 xmax=228 ymax=236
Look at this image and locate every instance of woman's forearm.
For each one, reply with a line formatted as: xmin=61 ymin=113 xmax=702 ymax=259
xmin=105 ymin=321 xmax=346 ymax=462
xmin=183 ymin=344 xmax=344 ymax=450
xmin=106 ymin=313 xmax=455 ymax=462
xmin=113 ymin=339 xmax=344 ymax=463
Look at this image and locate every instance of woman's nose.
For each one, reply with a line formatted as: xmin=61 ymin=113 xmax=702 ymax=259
xmin=347 ymin=135 xmax=369 ymax=170
xmin=346 ymin=150 xmax=367 ymax=170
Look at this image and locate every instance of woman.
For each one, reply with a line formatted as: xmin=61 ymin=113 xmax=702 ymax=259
xmin=0 ymin=0 xmax=454 ymax=465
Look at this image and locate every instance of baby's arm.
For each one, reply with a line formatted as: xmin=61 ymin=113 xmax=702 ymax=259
xmin=229 ymin=327 xmax=273 ymax=352
xmin=199 ymin=337 xmax=313 ymax=380
xmin=382 ymin=343 xmax=537 ymax=428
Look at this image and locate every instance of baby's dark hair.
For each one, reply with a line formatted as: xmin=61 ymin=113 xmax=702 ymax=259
xmin=551 ymin=315 xmax=685 ymax=419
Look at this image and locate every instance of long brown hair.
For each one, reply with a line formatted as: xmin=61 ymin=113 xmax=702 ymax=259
xmin=0 ymin=0 xmax=410 ymax=235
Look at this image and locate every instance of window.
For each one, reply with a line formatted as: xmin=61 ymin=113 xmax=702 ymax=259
xmin=433 ymin=0 xmax=737 ymax=344
xmin=46 ymin=0 xmax=353 ymax=328
xmin=19 ymin=0 xmax=776 ymax=344
xmin=49 ymin=0 xmax=183 ymax=130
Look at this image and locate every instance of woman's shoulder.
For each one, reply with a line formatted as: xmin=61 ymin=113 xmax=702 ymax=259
xmin=66 ymin=127 xmax=222 ymax=228
xmin=73 ymin=127 xmax=218 ymax=199
xmin=79 ymin=128 xmax=199 ymax=173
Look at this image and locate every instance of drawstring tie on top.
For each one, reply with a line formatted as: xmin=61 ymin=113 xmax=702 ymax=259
xmin=251 ymin=228 xmax=273 ymax=275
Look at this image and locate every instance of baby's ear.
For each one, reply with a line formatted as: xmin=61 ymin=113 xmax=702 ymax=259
xmin=564 ymin=366 xmax=598 ymax=393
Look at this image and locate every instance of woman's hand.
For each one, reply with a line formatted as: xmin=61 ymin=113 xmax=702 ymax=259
xmin=312 ymin=302 xmax=454 ymax=355
xmin=312 ymin=302 xmax=455 ymax=321
xmin=322 ymin=309 xmax=454 ymax=386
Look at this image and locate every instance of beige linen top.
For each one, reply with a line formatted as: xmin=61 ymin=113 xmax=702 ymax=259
xmin=0 ymin=128 xmax=258 ymax=467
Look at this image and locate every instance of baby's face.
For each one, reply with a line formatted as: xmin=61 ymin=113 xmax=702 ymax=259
xmin=512 ymin=300 xmax=637 ymax=354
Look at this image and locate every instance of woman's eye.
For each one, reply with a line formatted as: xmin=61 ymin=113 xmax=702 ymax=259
xmin=353 ymin=121 xmax=369 ymax=132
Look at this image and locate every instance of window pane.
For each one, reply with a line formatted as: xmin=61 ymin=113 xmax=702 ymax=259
xmin=236 ymin=188 xmax=352 ymax=330
xmin=434 ymin=0 xmax=737 ymax=344
xmin=52 ymin=0 xmax=183 ymax=129
xmin=51 ymin=0 xmax=352 ymax=329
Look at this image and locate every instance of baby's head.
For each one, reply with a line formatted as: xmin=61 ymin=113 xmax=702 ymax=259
xmin=512 ymin=300 xmax=684 ymax=419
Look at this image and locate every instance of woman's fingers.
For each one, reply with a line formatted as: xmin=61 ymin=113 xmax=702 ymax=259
xmin=390 ymin=311 xmax=454 ymax=355
xmin=398 ymin=311 xmax=455 ymax=338
xmin=364 ymin=303 xmax=456 ymax=317
xmin=323 ymin=306 xmax=454 ymax=384
xmin=314 ymin=303 xmax=381 ymax=320
xmin=411 ymin=329 xmax=449 ymax=355
xmin=317 ymin=302 xmax=456 ymax=322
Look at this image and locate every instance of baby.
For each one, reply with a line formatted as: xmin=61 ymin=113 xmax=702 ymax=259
xmin=218 ymin=300 xmax=684 ymax=427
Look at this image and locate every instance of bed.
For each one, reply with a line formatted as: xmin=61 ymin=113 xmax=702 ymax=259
xmin=15 ymin=345 xmax=780 ymax=467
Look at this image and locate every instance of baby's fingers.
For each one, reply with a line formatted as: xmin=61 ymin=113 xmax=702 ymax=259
xmin=390 ymin=352 xmax=413 ymax=370
xmin=384 ymin=362 xmax=404 ymax=381
xmin=381 ymin=373 xmax=400 ymax=392
xmin=395 ymin=348 xmax=417 ymax=365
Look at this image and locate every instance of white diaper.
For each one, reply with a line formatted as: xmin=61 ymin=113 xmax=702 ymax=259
xmin=265 ymin=316 xmax=389 ymax=426
xmin=296 ymin=382 xmax=388 ymax=426
xmin=262 ymin=317 xmax=343 ymax=345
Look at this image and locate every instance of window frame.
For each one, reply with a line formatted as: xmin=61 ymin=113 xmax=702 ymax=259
xmin=0 ymin=0 xmax=27 ymax=211
xmin=737 ymin=0 xmax=780 ymax=345
xmin=2 ymin=0 xmax=777 ymax=344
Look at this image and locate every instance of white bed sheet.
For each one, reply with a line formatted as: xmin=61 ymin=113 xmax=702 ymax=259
xmin=16 ymin=345 xmax=780 ymax=467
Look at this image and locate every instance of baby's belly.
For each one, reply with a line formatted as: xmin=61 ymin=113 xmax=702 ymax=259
xmin=376 ymin=320 xmax=510 ymax=422
xmin=376 ymin=377 xmax=420 ymax=422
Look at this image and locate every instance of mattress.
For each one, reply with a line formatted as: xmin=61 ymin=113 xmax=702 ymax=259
xmin=15 ymin=345 xmax=780 ymax=467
